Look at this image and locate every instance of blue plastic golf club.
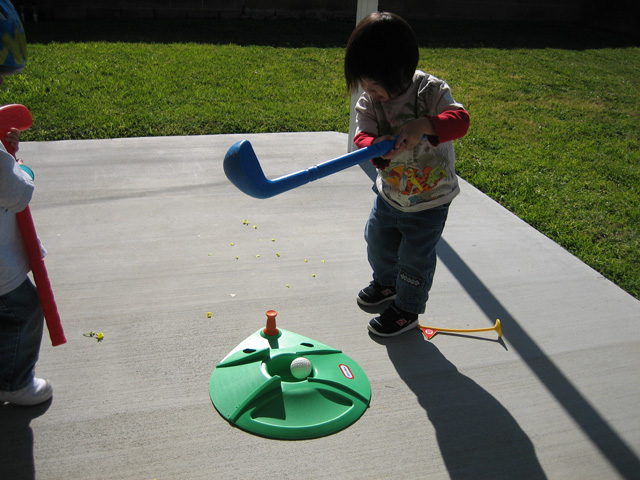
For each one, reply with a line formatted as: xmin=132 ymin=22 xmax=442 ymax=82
xmin=223 ymin=138 xmax=396 ymax=199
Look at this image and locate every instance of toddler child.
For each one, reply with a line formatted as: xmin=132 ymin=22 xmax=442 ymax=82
xmin=0 ymin=0 xmax=53 ymax=405
xmin=345 ymin=12 xmax=470 ymax=336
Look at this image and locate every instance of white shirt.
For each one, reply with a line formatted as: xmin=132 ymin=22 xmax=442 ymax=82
xmin=355 ymin=70 xmax=464 ymax=211
xmin=0 ymin=143 xmax=33 ymax=295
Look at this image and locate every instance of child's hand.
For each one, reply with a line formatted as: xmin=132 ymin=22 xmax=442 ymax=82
xmin=394 ymin=117 xmax=435 ymax=152
xmin=5 ymin=127 xmax=20 ymax=153
xmin=374 ymin=117 xmax=436 ymax=160
xmin=374 ymin=135 xmax=402 ymax=160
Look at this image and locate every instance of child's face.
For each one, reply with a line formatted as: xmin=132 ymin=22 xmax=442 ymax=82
xmin=360 ymin=79 xmax=392 ymax=102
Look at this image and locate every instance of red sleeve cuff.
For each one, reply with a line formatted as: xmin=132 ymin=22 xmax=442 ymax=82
xmin=428 ymin=109 xmax=470 ymax=145
xmin=353 ymin=131 xmax=376 ymax=149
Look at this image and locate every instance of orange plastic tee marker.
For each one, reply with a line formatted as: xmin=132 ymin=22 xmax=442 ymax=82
xmin=263 ymin=310 xmax=279 ymax=336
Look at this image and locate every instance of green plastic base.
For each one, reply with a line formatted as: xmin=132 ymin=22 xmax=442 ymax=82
xmin=210 ymin=328 xmax=371 ymax=440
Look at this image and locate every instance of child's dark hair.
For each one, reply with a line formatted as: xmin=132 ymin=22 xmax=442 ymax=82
xmin=345 ymin=12 xmax=419 ymax=97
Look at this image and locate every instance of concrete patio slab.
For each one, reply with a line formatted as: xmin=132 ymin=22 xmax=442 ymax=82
xmin=2 ymin=132 xmax=638 ymax=479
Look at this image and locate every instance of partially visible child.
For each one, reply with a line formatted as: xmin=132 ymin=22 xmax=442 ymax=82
xmin=345 ymin=12 xmax=470 ymax=336
xmin=0 ymin=0 xmax=53 ymax=405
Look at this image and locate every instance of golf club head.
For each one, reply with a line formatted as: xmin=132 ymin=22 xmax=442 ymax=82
xmin=223 ymin=140 xmax=313 ymax=199
xmin=223 ymin=140 xmax=270 ymax=198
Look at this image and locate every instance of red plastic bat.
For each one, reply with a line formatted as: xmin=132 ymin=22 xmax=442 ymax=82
xmin=0 ymin=104 xmax=66 ymax=346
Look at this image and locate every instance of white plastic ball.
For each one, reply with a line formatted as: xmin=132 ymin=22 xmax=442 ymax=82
xmin=290 ymin=357 xmax=313 ymax=379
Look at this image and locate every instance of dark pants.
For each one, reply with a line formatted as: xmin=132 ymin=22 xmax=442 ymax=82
xmin=365 ymin=195 xmax=450 ymax=314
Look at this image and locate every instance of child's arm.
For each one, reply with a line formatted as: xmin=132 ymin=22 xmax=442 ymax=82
xmin=355 ymin=109 xmax=470 ymax=166
xmin=353 ymin=131 xmax=376 ymax=148
xmin=0 ymin=147 xmax=33 ymax=213
xmin=395 ymin=109 xmax=469 ymax=152
xmin=354 ymin=132 xmax=391 ymax=169
xmin=425 ymin=109 xmax=470 ymax=145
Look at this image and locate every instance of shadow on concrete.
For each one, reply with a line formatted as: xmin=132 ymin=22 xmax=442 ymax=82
xmin=0 ymin=399 xmax=52 ymax=480
xmin=372 ymin=331 xmax=547 ymax=479
xmin=436 ymin=239 xmax=640 ymax=479
xmin=432 ymin=331 xmax=508 ymax=350
xmin=358 ymin=158 xmax=639 ymax=477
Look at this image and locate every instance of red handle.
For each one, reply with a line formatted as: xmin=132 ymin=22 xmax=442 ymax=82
xmin=0 ymin=103 xmax=33 ymax=155
xmin=1 ymin=104 xmax=66 ymax=346
xmin=15 ymin=208 xmax=66 ymax=346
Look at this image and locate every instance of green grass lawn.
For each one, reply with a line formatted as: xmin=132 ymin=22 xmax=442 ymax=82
xmin=2 ymin=18 xmax=639 ymax=299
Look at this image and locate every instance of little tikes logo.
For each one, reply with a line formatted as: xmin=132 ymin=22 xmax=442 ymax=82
xmin=339 ymin=364 xmax=354 ymax=379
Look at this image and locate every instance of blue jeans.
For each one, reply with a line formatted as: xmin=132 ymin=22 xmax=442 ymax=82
xmin=365 ymin=194 xmax=450 ymax=314
xmin=0 ymin=278 xmax=44 ymax=391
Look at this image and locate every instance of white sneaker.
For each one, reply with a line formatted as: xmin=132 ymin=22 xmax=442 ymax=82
xmin=0 ymin=377 xmax=53 ymax=406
